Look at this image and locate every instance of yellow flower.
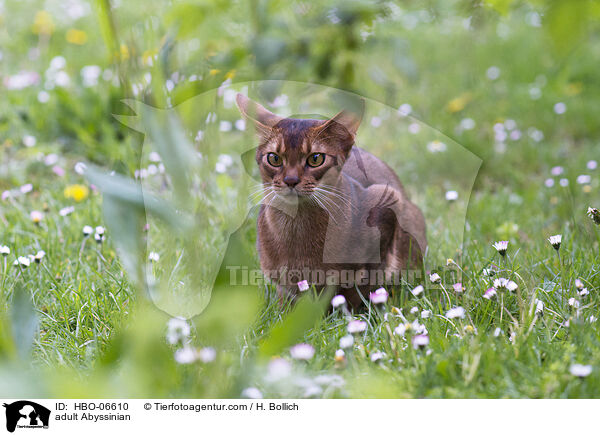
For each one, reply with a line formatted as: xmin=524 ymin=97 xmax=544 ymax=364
xmin=64 ymin=184 xmax=89 ymax=202
xmin=446 ymin=93 xmax=472 ymax=113
xmin=564 ymin=82 xmax=583 ymax=96
xmin=32 ymin=11 xmax=55 ymax=36
xmin=583 ymin=185 xmax=592 ymax=193
xmin=225 ymin=70 xmax=236 ymax=80
xmin=119 ymin=44 xmax=130 ymax=61
xmin=446 ymin=258 xmax=455 ymax=266
xmin=66 ymin=29 xmax=87 ymax=45
xmin=464 ymin=325 xmax=474 ymax=333
xmin=209 ymin=69 xmax=220 ymax=76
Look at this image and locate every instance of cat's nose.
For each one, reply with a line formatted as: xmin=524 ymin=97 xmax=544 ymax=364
xmin=283 ymin=175 xmax=300 ymax=188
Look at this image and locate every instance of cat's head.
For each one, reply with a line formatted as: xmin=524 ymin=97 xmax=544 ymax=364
xmin=236 ymin=94 xmax=364 ymax=198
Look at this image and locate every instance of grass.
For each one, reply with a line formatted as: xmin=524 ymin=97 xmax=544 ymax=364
xmin=1 ymin=0 xmax=600 ymax=398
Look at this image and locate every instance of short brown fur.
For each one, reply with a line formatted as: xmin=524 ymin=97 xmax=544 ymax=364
xmin=237 ymin=94 xmax=427 ymax=307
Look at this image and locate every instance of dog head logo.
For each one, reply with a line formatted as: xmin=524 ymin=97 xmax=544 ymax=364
xmin=3 ymin=401 xmax=50 ymax=432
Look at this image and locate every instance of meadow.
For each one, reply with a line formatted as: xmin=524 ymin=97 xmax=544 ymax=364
xmin=1 ymin=0 xmax=600 ymax=398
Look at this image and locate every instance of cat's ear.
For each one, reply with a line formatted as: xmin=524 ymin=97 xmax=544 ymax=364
xmin=315 ymin=99 xmax=365 ymax=150
xmin=236 ymin=94 xmax=283 ymax=140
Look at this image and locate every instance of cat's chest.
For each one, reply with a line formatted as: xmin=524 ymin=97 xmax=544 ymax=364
xmin=258 ymin=206 xmax=329 ymax=264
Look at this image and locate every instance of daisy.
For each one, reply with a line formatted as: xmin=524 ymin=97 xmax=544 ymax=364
xmin=429 ymin=273 xmax=441 ymax=284
xmin=34 ymin=250 xmax=45 ymax=263
xmin=334 ymin=349 xmax=345 ymax=362
xmin=370 ymin=351 xmax=384 ymax=362
xmin=493 ymin=278 xmax=518 ymax=292
xmin=166 ymin=317 xmax=191 ymax=345
xmin=412 ymin=334 xmax=430 ymax=350
xmin=30 ymin=210 xmax=44 ymax=224
xmin=82 ymin=225 xmax=93 ymax=237
xmin=535 ymin=300 xmax=544 ymax=316
xmin=59 ymin=206 xmax=75 ymax=216
xmin=492 ymin=241 xmax=509 ymax=256
xmin=568 ymin=298 xmax=580 ymax=308
xmin=0 ymin=245 xmax=10 ymax=256
xmin=493 ymin=327 xmax=502 ymax=337
xmin=347 ymin=320 xmax=367 ymax=334
xmin=421 ymin=310 xmax=432 ymax=319
xmin=369 ymin=287 xmax=388 ymax=304
xmin=241 ymin=387 xmax=263 ymax=399
xmin=94 ymin=233 xmax=105 ymax=244
xmin=445 ymin=190 xmax=458 ymax=201
xmin=411 ymin=285 xmax=424 ymax=297
xmin=14 ymin=256 xmax=31 ymax=268
xmin=548 ymin=234 xmax=562 ymax=251
xmin=297 ymin=280 xmax=309 ymax=292
xmin=578 ymin=288 xmax=589 ymax=297
xmin=394 ymin=324 xmax=407 ymax=336
xmin=445 ymin=306 xmax=466 ymax=319
xmin=148 ymin=252 xmax=160 ymax=262
xmin=575 ymin=279 xmax=584 ymax=290
xmin=588 ymin=207 xmax=600 ymax=225
xmin=569 ymin=364 xmax=592 ymax=378
xmin=331 ymin=294 xmax=346 ymax=308
xmin=339 ymin=335 xmax=354 ymax=349
xmin=197 ymin=347 xmax=217 ymax=363
xmin=174 ymin=346 xmax=198 ymax=364
xmin=452 ymin=282 xmax=464 ymax=293
xmin=483 ymin=287 xmax=497 ymax=299
xmin=290 ymin=343 xmax=315 ymax=360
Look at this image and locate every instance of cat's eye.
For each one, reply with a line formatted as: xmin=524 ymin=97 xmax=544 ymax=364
xmin=307 ymin=153 xmax=325 ymax=168
xmin=266 ymin=152 xmax=283 ymax=167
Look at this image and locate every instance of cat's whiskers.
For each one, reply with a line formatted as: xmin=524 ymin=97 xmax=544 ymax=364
xmin=313 ymin=186 xmax=355 ymax=212
xmin=309 ymin=193 xmax=339 ymax=225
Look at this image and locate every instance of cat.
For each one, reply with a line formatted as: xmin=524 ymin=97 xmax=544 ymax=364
xmin=236 ymin=94 xmax=427 ymax=307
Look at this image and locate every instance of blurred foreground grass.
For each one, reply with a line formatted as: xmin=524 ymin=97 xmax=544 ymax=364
xmin=1 ymin=0 xmax=600 ymax=398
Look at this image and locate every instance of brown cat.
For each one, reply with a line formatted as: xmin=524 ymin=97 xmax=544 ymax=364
xmin=236 ymin=94 xmax=427 ymax=307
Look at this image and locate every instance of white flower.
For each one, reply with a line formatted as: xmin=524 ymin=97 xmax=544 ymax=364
xmin=331 ymin=294 xmax=346 ymax=308
xmin=429 ymin=273 xmax=441 ymax=284
xmin=197 ymin=347 xmax=217 ymax=363
xmin=22 ymin=135 xmax=37 ymax=147
xmin=297 ymin=280 xmax=309 ymax=292
xmin=148 ymin=252 xmax=160 ymax=262
xmin=486 ymin=66 xmax=500 ymax=80
xmin=411 ymin=285 xmax=424 ymax=297
xmin=535 ymin=300 xmax=544 ymax=315
xmin=290 ymin=343 xmax=315 ymax=360
xmin=34 ymin=250 xmax=45 ymax=263
xmin=14 ymin=256 xmax=31 ymax=268
xmin=94 ymin=233 xmax=105 ymax=244
xmin=30 ymin=210 xmax=43 ymax=224
xmin=265 ymin=358 xmax=292 ymax=382
xmin=339 ymin=335 xmax=354 ymax=349
xmin=568 ymin=298 xmax=580 ymax=308
xmin=587 ymin=160 xmax=598 ymax=170
xmin=589 ymin=316 xmax=597 ymax=323
xmin=559 ymin=178 xmax=569 ymax=187
xmin=445 ymin=190 xmax=458 ymax=201
xmin=545 ymin=178 xmax=555 ymax=188
xmin=421 ymin=310 xmax=431 ymax=319
xmin=241 ymin=387 xmax=263 ymax=399
xmin=452 ymin=283 xmax=464 ymax=293
xmin=398 ymin=103 xmax=412 ymax=117
xmin=412 ymin=334 xmax=430 ymax=349
xmin=82 ymin=226 xmax=93 ymax=237
xmin=369 ymin=287 xmax=388 ymax=304
xmin=588 ymin=207 xmax=600 ymax=225
xmin=334 ymin=349 xmax=345 ymax=361
xmin=81 ymin=65 xmax=101 ymax=87
xmin=493 ymin=278 xmax=518 ymax=292
xmin=166 ymin=317 xmax=191 ymax=344
xmin=579 ymin=288 xmax=589 ymax=297
xmin=235 ymin=119 xmax=246 ymax=131
xmin=569 ymin=364 xmax=592 ymax=378
xmin=548 ymin=234 xmax=562 ymax=250
xmin=577 ymin=175 xmax=591 ymax=185
xmin=20 ymin=184 xmax=33 ymax=194
xmin=0 ymin=245 xmax=10 ymax=256
xmin=370 ymin=351 xmax=384 ymax=362
xmin=553 ymin=102 xmax=566 ymax=114
xmin=409 ymin=307 xmax=419 ymax=316
xmin=492 ymin=240 xmax=509 ymax=256
xmin=493 ymin=327 xmax=502 ymax=337
xmin=394 ymin=324 xmax=406 ymax=336
xmin=347 ymin=320 xmax=367 ymax=334
xmin=59 ymin=206 xmax=75 ymax=216
xmin=427 ymin=140 xmax=446 ymax=153
xmin=445 ymin=307 xmax=466 ymax=319
xmin=95 ymin=226 xmax=105 ymax=235
xmin=575 ymin=279 xmax=584 ymax=290
xmin=483 ymin=288 xmax=497 ymax=299
xmin=174 ymin=346 xmax=198 ymax=364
